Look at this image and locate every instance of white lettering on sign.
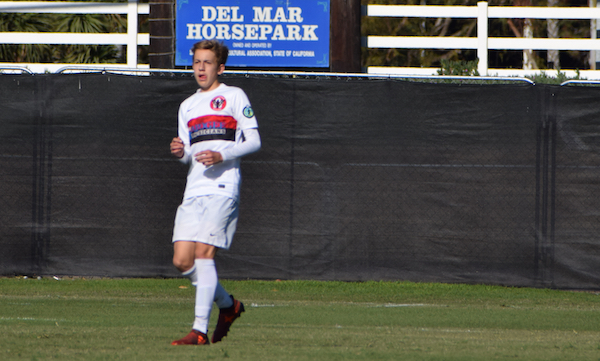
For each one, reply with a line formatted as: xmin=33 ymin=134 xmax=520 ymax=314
xmin=202 ymin=7 xmax=217 ymax=22
xmin=252 ymin=7 xmax=303 ymax=23
xmin=247 ymin=50 xmax=272 ymax=56
xmin=186 ymin=6 xmax=319 ymax=42
xmin=301 ymin=25 xmax=318 ymax=41
xmin=186 ymin=23 xmax=319 ymax=41
xmin=186 ymin=24 xmax=201 ymax=39
xmin=292 ymin=50 xmax=315 ymax=57
xmin=232 ymin=24 xmax=244 ymax=40
xmin=286 ymin=25 xmax=301 ymax=41
xmin=202 ymin=6 xmax=244 ymax=22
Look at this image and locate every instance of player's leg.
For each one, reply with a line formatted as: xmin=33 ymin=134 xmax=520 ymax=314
xmin=191 ymin=243 xmax=218 ymax=337
xmin=214 ymin=282 xmax=233 ymax=308
xmin=171 ymin=196 xmax=244 ymax=345
xmin=190 ymin=240 xmax=232 ymax=309
xmin=171 ymin=242 xmax=218 ymax=345
xmin=208 ymin=197 xmax=245 ymax=343
xmin=171 ymin=241 xmax=211 ymax=345
xmin=173 ymin=241 xmax=196 ymax=273
xmin=212 ymin=290 xmax=245 ymax=343
xmin=171 ymin=198 xmax=199 ymax=274
xmin=171 ymin=198 xmax=213 ymax=345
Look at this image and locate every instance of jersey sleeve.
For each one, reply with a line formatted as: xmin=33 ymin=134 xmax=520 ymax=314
xmin=177 ymin=102 xmax=192 ymax=164
xmin=221 ymin=128 xmax=261 ymax=161
xmin=234 ymin=89 xmax=259 ymax=130
xmin=218 ymin=88 xmax=260 ymax=161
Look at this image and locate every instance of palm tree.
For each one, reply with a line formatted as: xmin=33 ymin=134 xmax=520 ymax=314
xmin=0 ymin=10 xmax=126 ymax=64
xmin=54 ymin=13 xmax=126 ymax=63
xmin=0 ymin=13 xmax=55 ymax=62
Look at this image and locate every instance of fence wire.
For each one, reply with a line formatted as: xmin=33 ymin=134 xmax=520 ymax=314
xmin=1 ymin=73 xmax=600 ymax=289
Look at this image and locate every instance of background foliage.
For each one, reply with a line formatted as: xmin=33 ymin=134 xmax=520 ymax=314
xmin=361 ymin=0 xmax=593 ymax=71
xmin=0 ymin=0 xmax=148 ymax=64
xmin=0 ymin=1 xmax=595 ymax=72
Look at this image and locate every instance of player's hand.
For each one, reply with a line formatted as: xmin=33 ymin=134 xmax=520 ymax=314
xmin=170 ymin=137 xmax=185 ymax=158
xmin=194 ymin=150 xmax=223 ymax=167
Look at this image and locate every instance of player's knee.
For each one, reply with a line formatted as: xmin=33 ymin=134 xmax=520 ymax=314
xmin=173 ymin=256 xmax=193 ymax=273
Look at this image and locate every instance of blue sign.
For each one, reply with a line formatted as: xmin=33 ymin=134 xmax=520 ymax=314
xmin=176 ymin=0 xmax=330 ymax=68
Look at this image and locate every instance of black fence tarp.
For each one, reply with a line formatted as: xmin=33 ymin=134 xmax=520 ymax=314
xmin=1 ymin=73 xmax=599 ymax=289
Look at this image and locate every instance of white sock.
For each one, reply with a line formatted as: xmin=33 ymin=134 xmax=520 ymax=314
xmin=214 ymin=282 xmax=234 ymax=309
xmin=181 ymin=264 xmax=198 ymax=286
xmin=191 ymin=259 xmax=217 ymax=334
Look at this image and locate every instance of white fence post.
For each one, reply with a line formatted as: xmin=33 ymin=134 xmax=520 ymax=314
xmin=477 ymin=1 xmax=489 ymax=76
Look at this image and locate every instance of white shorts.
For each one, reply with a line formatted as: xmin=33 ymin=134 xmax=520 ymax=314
xmin=172 ymin=195 xmax=239 ymax=250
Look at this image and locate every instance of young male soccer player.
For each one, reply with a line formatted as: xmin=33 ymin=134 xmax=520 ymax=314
xmin=169 ymin=40 xmax=261 ymax=345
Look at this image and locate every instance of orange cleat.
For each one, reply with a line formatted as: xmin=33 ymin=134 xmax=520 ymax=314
xmin=171 ymin=330 xmax=209 ymax=346
xmin=211 ymin=296 xmax=245 ymax=343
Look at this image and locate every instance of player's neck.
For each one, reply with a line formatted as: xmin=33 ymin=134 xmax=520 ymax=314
xmin=199 ymin=81 xmax=221 ymax=93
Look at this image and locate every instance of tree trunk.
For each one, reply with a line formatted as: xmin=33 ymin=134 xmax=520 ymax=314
xmin=149 ymin=0 xmax=174 ymax=69
xmin=547 ymin=0 xmax=559 ymax=69
xmin=513 ymin=0 xmax=537 ymax=70
xmin=330 ymin=0 xmax=361 ymax=72
xmin=591 ymin=0 xmax=598 ymax=70
xmin=523 ymin=18 xmax=536 ymax=70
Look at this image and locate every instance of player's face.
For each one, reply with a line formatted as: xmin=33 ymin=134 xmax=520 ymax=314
xmin=193 ymin=49 xmax=225 ymax=92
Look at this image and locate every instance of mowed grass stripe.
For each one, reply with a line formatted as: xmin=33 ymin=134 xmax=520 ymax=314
xmin=1 ymin=278 xmax=600 ymax=360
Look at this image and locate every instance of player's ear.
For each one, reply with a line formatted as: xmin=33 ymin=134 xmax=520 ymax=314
xmin=217 ymin=63 xmax=225 ymax=75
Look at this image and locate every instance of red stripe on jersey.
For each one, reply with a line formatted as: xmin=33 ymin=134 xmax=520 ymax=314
xmin=188 ymin=115 xmax=237 ymax=131
xmin=188 ymin=115 xmax=238 ymax=144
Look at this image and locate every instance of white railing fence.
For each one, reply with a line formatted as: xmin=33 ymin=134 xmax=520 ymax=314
xmin=1 ymin=1 xmax=599 ymax=78
xmin=0 ymin=0 xmax=149 ymax=73
xmin=365 ymin=2 xmax=600 ymax=79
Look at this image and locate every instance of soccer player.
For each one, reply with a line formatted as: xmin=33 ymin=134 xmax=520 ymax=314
xmin=169 ymin=40 xmax=261 ymax=345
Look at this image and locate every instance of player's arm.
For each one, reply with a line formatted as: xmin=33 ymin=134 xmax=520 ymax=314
xmin=173 ymin=106 xmax=192 ymax=164
xmin=194 ymin=128 xmax=261 ymax=166
xmin=218 ymin=92 xmax=261 ymax=162
xmin=171 ymin=136 xmax=192 ymax=164
xmin=170 ymin=137 xmax=186 ymax=159
xmin=221 ymin=128 xmax=261 ymax=161
xmin=178 ymin=144 xmax=192 ymax=164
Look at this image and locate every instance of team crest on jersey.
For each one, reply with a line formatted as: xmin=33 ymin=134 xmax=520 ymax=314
xmin=243 ymin=105 xmax=254 ymax=118
xmin=210 ymin=96 xmax=227 ymax=111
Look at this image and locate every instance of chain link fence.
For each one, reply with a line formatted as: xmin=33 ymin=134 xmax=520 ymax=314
xmin=1 ymin=72 xmax=599 ymax=289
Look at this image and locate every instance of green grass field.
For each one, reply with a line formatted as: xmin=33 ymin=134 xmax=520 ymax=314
xmin=1 ymin=277 xmax=600 ymax=361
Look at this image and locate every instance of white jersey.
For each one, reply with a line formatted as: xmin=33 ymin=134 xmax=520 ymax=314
xmin=178 ymin=83 xmax=258 ymax=201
